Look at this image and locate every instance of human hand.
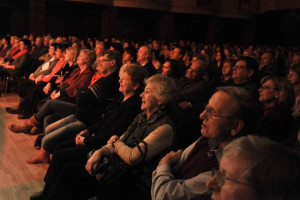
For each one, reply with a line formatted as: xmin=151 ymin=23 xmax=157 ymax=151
xmin=178 ymin=101 xmax=192 ymax=110
xmin=107 ymin=135 xmax=119 ymax=145
xmin=51 ymin=91 xmax=60 ymax=99
xmin=85 ymin=147 xmax=109 ymax=175
xmin=78 ymin=129 xmax=88 ymax=136
xmin=55 ymin=76 xmax=64 ymax=84
xmin=158 ymin=149 xmax=183 ymax=167
xmin=75 ymin=135 xmax=85 ymax=146
xmin=29 ymin=74 xmax=35 ymax=81
xmin=43 ymin=83 xmax=51 ymax=94
xmin=35 ymin=75 xmax=43 ymax=84
xmin=293 ymin=96 xmax=300 ymax=117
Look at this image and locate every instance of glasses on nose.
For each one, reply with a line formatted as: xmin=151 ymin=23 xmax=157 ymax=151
xmin=211 ymin=169 xmax=249 ymax=188
xmin=260 ymin=86 xmax=278 ymax=91
xmin=233 ymin=65 xmax=247 ymax=70
xmin=203 ymin=105 xmax=234 ymax=119
xmin=99 ymin=59 xmax=112 ymax=63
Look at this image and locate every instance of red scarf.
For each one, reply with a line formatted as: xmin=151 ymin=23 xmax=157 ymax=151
xmin=12 ymin=49 xmax=28 ymax=60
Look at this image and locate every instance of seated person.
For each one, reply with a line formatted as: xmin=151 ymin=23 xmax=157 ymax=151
xmin=207 ymin=135 xmax=300 ymax=200
xmin=137 ymin=45 xmax=157 ymax=76
xmin=2 ymin=36 xmax=20 ymax=63
xmin=232 ymin=56 xmax=259 ymax=99
xmin=255 ymin=75 xmax=296 ymax=144
xmin=30 ymin=74 xmax=176 ymax=200
xmin=0 ymin=39 xmax=31 ymax=77
xmin=26 ymin=64 xmax=148 ymax=164
xmin=214 ymin=58 xmax=235 ymax=87
xmin=161 ymin=59 xmax=182 ymax=81
xmin=0 ymin=36 xmax=10 ymax=60
xmin=287 ymin=63 xmax=300 ymax=120
xmin=8 ymin=50 xmax=119 ymax=135
xmin=151 ymin=86 xmax=257 ymax=200
xmin=15 ymin=42 xmax=58 ymax=99
xmin=6 ymin=46 xmax=77 ymax=119
xmin=174 ymin=59 xmax=209 ymax=112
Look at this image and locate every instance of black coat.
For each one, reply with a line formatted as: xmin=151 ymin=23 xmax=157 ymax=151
xmin=255 ymin=105 xmax=296 ymax=144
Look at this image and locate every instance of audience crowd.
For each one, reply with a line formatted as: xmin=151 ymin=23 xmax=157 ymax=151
xmin=1 ymin=33 xmax=300 ymax=200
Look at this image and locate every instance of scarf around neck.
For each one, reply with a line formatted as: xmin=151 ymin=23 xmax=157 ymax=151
xmin=12 ymin=49 xmax=28 ymax=60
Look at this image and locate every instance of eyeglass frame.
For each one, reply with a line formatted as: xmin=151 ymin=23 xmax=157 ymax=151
xmin=211 ymin=168 xmax=249 ymax=188
xmin=233 ymin=65 xmax=247 ymax=70
xmin=203 ymin=104 xmax=235 ymax=119
xmin=98 ymin=59 xmax=112 ymax=63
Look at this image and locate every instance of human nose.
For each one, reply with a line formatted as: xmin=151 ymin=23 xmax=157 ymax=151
xmin=206 ymin=175 xmax=220 ymax=192
xmin=140 ymin=92 xmax=144 ymax=98
xmin=199 ymin=108 xmax=207 ymax=120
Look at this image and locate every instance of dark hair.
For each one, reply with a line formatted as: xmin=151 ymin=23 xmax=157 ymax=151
xmin=123 ymin=47 xmax=137 ymax=62
xmin=164 ymin=59 xmax=181 ymax=80
xmin=237 ymin=56 xmax=259 ymax=73
xmin=50 ymin=42 xmax=58 ymax=50
xmin=122 ymin=64 xmax=149 ymax=94
xmin=110 ymin=42 xmax=123 ymax=54
xmin=104 ymin=50 xmax=122 ymax=69
xmin=223 ymin=58 xmax=236 ymax=67
xmin=56 ymin=43 xmax=67 ymax=52
xmin=290 ymin=63 xmax=300 ymax=77
xmin=172 ymin=45 xmax=185 ymax=57
xmin=21 ymin=39 xmax=31 ymax=48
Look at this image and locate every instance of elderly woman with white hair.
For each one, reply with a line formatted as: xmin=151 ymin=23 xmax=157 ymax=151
xmin=30 ymin=74 xmax=176 ymax=200
xmin=206 ymin=135 xmax=300 ymax=200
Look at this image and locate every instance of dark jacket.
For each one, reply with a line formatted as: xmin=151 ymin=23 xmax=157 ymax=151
xmin=84 ymin=93 xmax=142 ymax=148
xmin=144 ymin=61 xmax=157 ymax=76
xmin=75 ymin=70 xmax=121 ymax=125
xmin=255 ymin=105 xmax=296 ymax=144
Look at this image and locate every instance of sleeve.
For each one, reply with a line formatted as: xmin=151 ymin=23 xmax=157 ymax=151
xmin=33 ymin=60 xmax=58 ymax=77
xmin=60 ymin=71 xmax=93 ymax=98
xmin=151 ymin=167 xmax=212 ymax=200
xmin=14 ymin=54 xmax=29 ymax=70
xmin=41 ymin=61 xmax=65 ymax=82
xmin=114 ymin=124 xmax=174 ymax=165
xmin=151 ymin=138 xmax=212 ymax=200
xmin=84 ymin=104 xmax=141 ymax=147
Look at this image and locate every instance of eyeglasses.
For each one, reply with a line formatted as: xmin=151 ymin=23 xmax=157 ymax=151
xmin=211 ymin=169 xmax=249 ymax=188
xmin=259 ymin=86 xmax=278 ymax=91
xmin=233 ymin=65 xmax=247 ymax=70
xmin=99 ymin=59 xmax=112 ymax=63
xmin=100 ymin=59 xmax=112 ymax=62
xmin=203 ymin=104 xmax=234 ymax=119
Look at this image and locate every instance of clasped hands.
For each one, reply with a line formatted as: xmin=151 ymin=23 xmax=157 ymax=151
xmin=158 ymin=149 xmax=183 ymax=167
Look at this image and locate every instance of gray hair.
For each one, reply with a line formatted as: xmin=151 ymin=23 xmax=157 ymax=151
xmin=80 ymin=49 xmax=96 ymax=67
xmin=145 ymin=74 xmax=175 ymax=103
xmin=216 ymin=86 xmax=257 ymax=136
xmin=142 ymin=45 xmax=153 ymax=61
xmin=223 ymin=135 xmax=300 ymax=200
xmin=122 ymin=64 xmax=149 ymax=93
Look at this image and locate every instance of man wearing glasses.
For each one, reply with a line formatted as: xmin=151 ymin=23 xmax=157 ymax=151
xmin=232 ymin=56 xmax=259 ymax=99
xmin=151 ymin=86 xmax=257 ymax=200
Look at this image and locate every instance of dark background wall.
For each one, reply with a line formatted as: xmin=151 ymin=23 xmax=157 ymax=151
xmin=0 ymin=0 xmax=299 ymax=45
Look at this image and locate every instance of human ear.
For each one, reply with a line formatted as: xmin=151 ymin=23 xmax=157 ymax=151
xmin=133 ymin=83 xmax=140 ymax=91
xmin=247 ymin=69 xmax=254 ymax=78
xmin=111 ymin=59 xmax=116 ymax=66
xmin=230 ymin=119 xmax=244 ymax=136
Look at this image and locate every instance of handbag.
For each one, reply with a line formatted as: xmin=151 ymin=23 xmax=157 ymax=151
xmin=88 ymin=140 xmax=147 ymax=186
